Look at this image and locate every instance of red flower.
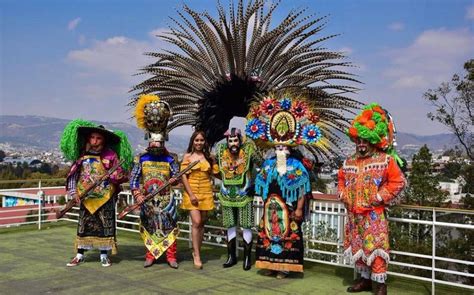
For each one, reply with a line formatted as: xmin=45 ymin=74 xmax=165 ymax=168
xmin=349 ymin=127 xmax=358 ymax=138
xmin=263 ymin=239 xmax=270 ymax=248
xmin=365 ymin=120 xmax=376 ymax=130
xmin=288 ymin=174 xmax=296 ymax=180
xmin=284 ymin=241 xmax=293 ymax=249
xmin=290 ymin=233 xmax=299 ymax=240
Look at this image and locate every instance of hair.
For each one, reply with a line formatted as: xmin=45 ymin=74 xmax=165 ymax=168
xmin=187 ymin=130 xmax=213 ymax=164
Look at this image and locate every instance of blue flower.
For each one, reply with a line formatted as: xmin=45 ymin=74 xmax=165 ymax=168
xmin=270 ymin=243 xmax=283 ymax=255
xmin=280 ymin=98 xmax=292 ymax=110
xmin=246 ymin=118 xmax=266 ymax=140
xmin=302 ymin=125 xmax=322 ymax=143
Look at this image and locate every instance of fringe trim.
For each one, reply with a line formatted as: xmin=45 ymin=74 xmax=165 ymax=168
xmin=344 ymin=246 xmax=390 ymax=265
xmin=371 ymin=272 xmax=387 ymax=283
xmin=255 ymin=261 xmax=303 ymax=273
xmin=74 ymin=236 xmax=117 ymax=255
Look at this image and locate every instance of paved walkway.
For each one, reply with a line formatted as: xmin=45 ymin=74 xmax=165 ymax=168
xmin=0 ymin=223 xmax=469 ymax=294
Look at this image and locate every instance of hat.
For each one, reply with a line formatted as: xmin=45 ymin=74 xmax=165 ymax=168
xmin=78 ymin=125 xmax=120 ymax=145
xmin=134 ymin=94 xmax=171 ymax=142
xmin=245 ymin=93 xmax=322 ymax=147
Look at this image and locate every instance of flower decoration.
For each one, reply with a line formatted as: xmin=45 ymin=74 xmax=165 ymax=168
xmin=302 ymin=125 xmax=322 ymax=143
xmin=245 ymin=118 xmax=266 ymax=139
xmin=245 ymin=93 xmax=324 ymax=147
xmin=291 ymin=101 xmax=308 ymax=119
xmin=261 ymin=97 xmax=280 ymax=116
xmin=280 ymin=98 xmax=291 ymax=110
xmin=270 ymin=243 xmax=283 ymax=255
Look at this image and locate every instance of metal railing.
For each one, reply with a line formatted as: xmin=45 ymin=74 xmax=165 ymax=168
xmin=0 ymin=184 xmax=473 ymax=294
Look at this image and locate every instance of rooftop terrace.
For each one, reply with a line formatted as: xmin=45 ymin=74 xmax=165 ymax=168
xmin=0 ymin=223 xmax=470 ymax=295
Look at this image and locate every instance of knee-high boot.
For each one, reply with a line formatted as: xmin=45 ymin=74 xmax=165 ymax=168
xmin=223 ymin=238 xmax=237 ymax=268
xmin=243 ymin=240 xmax=252 ymax=271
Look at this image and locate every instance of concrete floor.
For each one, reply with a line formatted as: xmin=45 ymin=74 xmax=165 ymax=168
xmin=0 ymin=223 xmax=469 ymax=295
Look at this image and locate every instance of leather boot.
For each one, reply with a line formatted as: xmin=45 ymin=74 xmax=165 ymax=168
xmin=346 ymin=278 xmax=372 ymax=293
xmin=374 ymin=282 xmax=387 ymax=295
xmin=223 ymin=238 xmax=237 ymax=268
xmin=243 ymin=240 xmax=252 ymax=271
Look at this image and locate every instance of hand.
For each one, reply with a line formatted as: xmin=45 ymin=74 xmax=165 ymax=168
xmin=294 ymin=208 xmax=303 ymax=221
xmin=134 ymin=192 xmax=146 ymax=204
xmin=190 ymin=196 xmax=199 ymax=207
xmin=169 ymin=177 xmax=178 ymax=185
xmin=72 ymin=193 xmax=81 ymax=204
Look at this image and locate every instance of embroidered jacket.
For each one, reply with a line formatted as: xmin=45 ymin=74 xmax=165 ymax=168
xmin=338 ymin=152 xmax=406 ymax=214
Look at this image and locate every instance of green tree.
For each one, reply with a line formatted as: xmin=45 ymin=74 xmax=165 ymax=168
xmin=405 ymin=145 xmax=448 ymax=206
xmin=423 ymin=59 xmax=474 ymax=160
xmin=0 ymin=150 xmax=6 ymax=162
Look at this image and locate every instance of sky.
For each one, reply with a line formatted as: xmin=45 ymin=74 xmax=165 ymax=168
xmin=1 ymin=0 xmax=473 ymax=136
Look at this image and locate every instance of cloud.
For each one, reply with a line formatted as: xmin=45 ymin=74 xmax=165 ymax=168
xmin=467 ymin=4 xmax=474 ymax=20
xmin=383 ymin=28 xmax=474 ymax=89
xmin=388 ymin=22 xmax=404 ymax=31
xmin=67 ymin=36 xmax=154 ymax=80
xmin=339 ymin=47 xmax=353 ymax=55
xmin=68 ymin=17 xmax=81 ymax=31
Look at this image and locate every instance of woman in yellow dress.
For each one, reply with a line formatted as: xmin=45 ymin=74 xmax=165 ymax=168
xmin=181 ymin=130 xmax=218 ymax=269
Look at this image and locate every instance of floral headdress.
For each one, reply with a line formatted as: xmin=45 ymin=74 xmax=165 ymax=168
xmin=348 ymin=102 xmax=403 ymax=166
xmin=245 ymin=93 xmax=322 ymax=147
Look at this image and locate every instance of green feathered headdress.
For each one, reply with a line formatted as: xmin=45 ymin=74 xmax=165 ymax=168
xmin=347 ymin=103 xmax=404 ymax=168
xmin=59 ymin=119 xmax=133 ymax=171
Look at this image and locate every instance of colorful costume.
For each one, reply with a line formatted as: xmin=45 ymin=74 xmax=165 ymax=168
xmin=129 ymin=94 xmax=180 ymax=268
xmin=338 ymin=103 xmax=406 ymax=294
xmin=216 ymin=128 xmax=257 ymax=270
xmin=180 ymin=159 xmax=218 ymax=211
xmin=61 ymin=119 xmax=132 ymax=266
xmin=246 ymin=94 xmax=324 ymax=275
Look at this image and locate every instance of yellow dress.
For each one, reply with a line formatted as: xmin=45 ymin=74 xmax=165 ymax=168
xmin=180 ymin=159 xmax=219 ymax=211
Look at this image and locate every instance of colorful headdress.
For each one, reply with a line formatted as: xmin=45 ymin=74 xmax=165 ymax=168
xmin=348 ymin=102 xmax=403 ymax=166
xmin=130 ymin=0 xmax=362 ymax=151
xmin=134 ymin=94 xmax=171 ymax=142
xmin=245 ymin=93 xmax=323 ymax=148
xmin=59 ymin=119 xmax=133 ymax=171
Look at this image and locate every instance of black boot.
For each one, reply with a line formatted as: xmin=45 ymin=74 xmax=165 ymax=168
xmin=243 ymin=240 xmax=252 ymax=271
xmin=223 ymin=238 xmax=237 ymax=268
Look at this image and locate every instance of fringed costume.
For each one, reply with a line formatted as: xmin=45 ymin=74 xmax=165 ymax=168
xmin=129 ymin=94 xmax=180 ymax=268
xmin=61 ymin=120 xmax=132 ymax=266
xmin=338 ymin=103 xmax=406 ymax=294
xmin=216 ymin=128 xmax=257 ymax=270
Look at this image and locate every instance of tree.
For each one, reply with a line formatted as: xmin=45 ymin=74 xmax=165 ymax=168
xmin=423 ymin=59 xmax=474 ymax=160
xmin=405 ymin=145 xmax=448 ymax=206
xmin=0 ymin=150 xmax=5 ymax=162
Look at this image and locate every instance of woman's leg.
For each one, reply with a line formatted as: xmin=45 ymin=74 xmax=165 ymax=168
xmin=198 ymin=210 xmax=208 ymax=250
xmin=189 ymin=209 xmax=202 ymax=264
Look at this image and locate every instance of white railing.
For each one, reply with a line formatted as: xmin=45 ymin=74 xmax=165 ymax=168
xmin=0 ymin=185 xmax=472 ymax=294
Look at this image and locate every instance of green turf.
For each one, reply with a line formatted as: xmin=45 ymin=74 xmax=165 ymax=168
xmin=0 ymin=223 xmax=471 ymax=294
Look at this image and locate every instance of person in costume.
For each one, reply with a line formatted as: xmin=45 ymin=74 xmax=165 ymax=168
xmin=338 ymin=103 xmax=406 ymax=295
xmin=129 ymin=94 xmax=180 ymax=269
xmin=216 ymin=127 xmax=257 ymax=270
xmin=180 ymin=130 xmax=219 ymax=269
xmin=60 ymin=120 xmax=132 ymax=267
xmin=246 ymin=94 xmax=323 ymax=279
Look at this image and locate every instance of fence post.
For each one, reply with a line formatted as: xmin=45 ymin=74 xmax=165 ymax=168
xmin=37 ymin=180 xmax=44 ymax=230
xmin=431 ymin=208 xmax=436 ymax=295
xmin=188 ymin=214 xmax=193 ymax=249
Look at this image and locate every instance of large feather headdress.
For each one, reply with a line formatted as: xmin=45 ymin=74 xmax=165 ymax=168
xmin=130 ymin=0 xmax=362 ymax=160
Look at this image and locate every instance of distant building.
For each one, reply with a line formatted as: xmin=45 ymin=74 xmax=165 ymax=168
xmin=439 ymin=179 xmax=464 ymax=203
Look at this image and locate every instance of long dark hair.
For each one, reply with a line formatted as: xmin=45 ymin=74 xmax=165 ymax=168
xmin=187 ymin=130 xmax=213 ymax=164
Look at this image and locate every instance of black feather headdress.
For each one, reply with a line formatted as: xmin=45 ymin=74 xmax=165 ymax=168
xmin=131 ymin=0 xmax=362 ymax=159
